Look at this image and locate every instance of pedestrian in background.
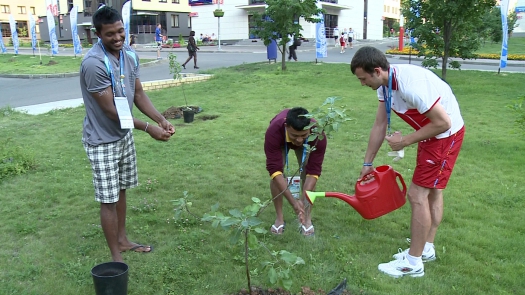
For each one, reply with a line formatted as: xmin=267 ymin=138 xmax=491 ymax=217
xmin=155 ymin=23 xmax=163 ymax=59
xmin=182 ymin=30 xmax=200 ymax=69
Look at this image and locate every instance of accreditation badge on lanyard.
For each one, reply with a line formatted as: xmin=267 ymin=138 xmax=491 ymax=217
xmin=101 ymin=43 xmax=134 ymax=130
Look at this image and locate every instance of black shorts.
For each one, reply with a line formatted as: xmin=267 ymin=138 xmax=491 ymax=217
xmin=349 ymin=37 xmax=353 ymax=42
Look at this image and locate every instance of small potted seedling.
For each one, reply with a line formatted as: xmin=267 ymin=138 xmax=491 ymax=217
xmin=167 ymin=52 xmax=194 ymax=123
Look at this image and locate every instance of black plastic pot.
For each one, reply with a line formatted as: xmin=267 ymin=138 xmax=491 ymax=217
xmin=183 ymin=109 xmax=194 ymax=123
xmin=91 ymin=262 xmax=129 ymax=295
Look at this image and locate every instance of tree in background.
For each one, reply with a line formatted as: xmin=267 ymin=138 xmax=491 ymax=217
xmin=479 ymin=6 xmax=518 ymax=44
xmin=401 ymin=0 xmax=495 ymax=80
xmin=250 ymin=0 xmax=323 ymax=71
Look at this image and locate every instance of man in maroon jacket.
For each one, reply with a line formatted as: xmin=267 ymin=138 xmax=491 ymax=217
xmin=264 ymin=107 xmax=327 ymax=237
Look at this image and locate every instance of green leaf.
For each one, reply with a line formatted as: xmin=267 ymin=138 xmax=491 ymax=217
xmin=247 ymin=232 xmax=258 ymax=248
xmin=246 ymin=216 xmax=263 ymax=226
xmin=229 ymin=208 xmax=242 ymax=218
xmin=251 ymin=197 xmax=261 ymax=203
xmin=229 ymin=228 xmax=242 ymax=245
xmin=254 ymin=227 xmax=267 ymax=234
xmin=268 ymin=267 xmax=277 ymax=284
xmin=211 ymin=220 xmax=220 ymax=228
xmin=221 ymin=217 xmax=239 ymax=227
xmin=211 ymin=203 xmax=219 ymax=212
xmin=282 ymin=278 xmax=293 ymax=290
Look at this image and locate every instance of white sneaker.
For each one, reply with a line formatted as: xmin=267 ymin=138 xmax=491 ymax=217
xmin=393 ymin=246 xmax=436 ymax=263
xmin=378 ymin=257 xmax=424 ymax=278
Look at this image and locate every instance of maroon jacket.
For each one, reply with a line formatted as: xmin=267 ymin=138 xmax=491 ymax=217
xmin=264 ymin=109 xmax=327 ymax=178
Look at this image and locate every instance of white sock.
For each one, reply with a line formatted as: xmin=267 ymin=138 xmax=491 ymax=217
xmin=424 ymin=242 xmax=434 ymax=253
xmin=406 ymin=253 xmax=422 ymax=266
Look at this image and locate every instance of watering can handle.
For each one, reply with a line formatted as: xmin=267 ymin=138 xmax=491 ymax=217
xmin=395 ymin=171 xmax=407 ymax=196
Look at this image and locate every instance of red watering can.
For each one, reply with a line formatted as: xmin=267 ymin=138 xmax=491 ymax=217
xmin=305 ymin=165 xmax=407 ymax=219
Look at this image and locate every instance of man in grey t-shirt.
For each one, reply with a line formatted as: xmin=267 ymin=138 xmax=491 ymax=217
xmin=80 ymin=6 xmax=175 ymax=262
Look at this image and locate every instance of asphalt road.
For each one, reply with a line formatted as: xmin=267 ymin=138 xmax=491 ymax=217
xmin=0 ymin=38 xmax=523 ymax=109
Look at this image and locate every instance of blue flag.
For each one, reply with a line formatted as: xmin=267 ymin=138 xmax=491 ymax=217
xmin=9 ymin=14 xmax=19 ymax=55
xmin=29 ymin=13 xmax=37 ymax=51
xmin=315 ymin=2 xmax=327 ymax=59
xmin=0 ymin=26 xmax=6 ymax=53
xmin=70 ymin=6 xmax=82 ymax=55
xmin=500 ymin=0 xmax=510 ymax=69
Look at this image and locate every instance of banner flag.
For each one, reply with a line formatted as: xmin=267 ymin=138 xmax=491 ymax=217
xmin=315 ymin=2 xmax=327 ymax=59
xmin=0 ymin=26 xmax=6 ymax=53
xmin=46 ymin=7 xmax=59 ymax=55
xmin=70 ymin=6 xmax=82 ymax=55
xmin=9 ymin=14 xmax=19 ymax=55
xmin=29 ymin=13 xmax=37 ymax=51
xmin=122 ymin=1 xmax=131 ymax=46
xmin=500 ymin=0 xmax=510 ymax=69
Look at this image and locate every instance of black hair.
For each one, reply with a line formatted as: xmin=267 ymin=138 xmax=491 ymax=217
xmin=92 ymin=6 xmax=123 ymax=33
xmin=350 ymin=46 xmax=390 ymax=75
xmin=190 ymin=31 xmax=195 ymax=36
xmin=286 ymin=107 xmax=310 ymax=131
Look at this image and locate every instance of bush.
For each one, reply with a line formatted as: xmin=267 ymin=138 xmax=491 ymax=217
xmin=0 ymin=138 xmax=36 ymax=181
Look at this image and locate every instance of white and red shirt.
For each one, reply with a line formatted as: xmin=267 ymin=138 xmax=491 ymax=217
xmin=376 ymin=64 xmax=464 ymax=139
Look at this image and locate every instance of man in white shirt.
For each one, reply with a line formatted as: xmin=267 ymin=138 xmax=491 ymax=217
xmin=350 ymin=46 xmax=465 ymax=278
xmin=333 ymin=26 xmax=340 ymax=47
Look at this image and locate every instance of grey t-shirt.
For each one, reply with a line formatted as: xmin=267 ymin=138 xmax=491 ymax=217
xmin=80 ymin=43 xmax=140 ymax=146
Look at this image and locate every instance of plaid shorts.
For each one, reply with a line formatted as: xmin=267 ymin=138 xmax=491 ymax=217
xmin=83 ymin=131 xmax=138 ymax=203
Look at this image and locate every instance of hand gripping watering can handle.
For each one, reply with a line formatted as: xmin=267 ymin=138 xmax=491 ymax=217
xmin=395 ymin=171 xmax=407 ymax=196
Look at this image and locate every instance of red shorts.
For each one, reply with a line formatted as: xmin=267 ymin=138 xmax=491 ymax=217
xmin=413 ymin=126 xmax=465 ymax=189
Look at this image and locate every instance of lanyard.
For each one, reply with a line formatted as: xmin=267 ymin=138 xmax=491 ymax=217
xmin=99 ymin=42 xmax=126 ymax=97
xmin=284 ymin=127 xmax=307 ymax=175
xmin=382 ymin=67 xmax=393 ymax=135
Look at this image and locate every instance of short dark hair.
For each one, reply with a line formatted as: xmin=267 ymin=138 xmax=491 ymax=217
xmin=92 ymin=6 xmax=123 ymax=33
xmin=286 ymin=107 xmax=310 ymax=131
xmin=350 ymin=46 xmax=390 ymax=75
xmin=190 ymin=31 xmax=195 ymax=36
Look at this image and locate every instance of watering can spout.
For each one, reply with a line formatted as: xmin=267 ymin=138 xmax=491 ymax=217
xmin=306 ymin=191 xmax=360 ymax=209
xmin=305 ymin=191 xmax=326 ymax=205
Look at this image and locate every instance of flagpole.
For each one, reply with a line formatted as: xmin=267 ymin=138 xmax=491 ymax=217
xmin=38 ymin=40 xmax=42 ymax=65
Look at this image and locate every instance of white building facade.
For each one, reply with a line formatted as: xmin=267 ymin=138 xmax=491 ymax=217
xmin=189 ymin=0 xmax=385 ymax=42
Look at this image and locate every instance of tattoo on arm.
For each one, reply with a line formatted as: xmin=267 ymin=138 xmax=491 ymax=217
xmin=98 ymin=89 xmax=109 ymax=97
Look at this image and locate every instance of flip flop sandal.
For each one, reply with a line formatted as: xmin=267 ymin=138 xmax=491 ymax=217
xmin=300 ymin=224 xmax=315 ymax=237
xmin=127 ymin=244 xmax=153 ymax=253
xmin=270 ymin=223 xmax=286 ymax=235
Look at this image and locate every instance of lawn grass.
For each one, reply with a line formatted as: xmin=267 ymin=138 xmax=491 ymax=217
xmin=0 ymin=63 xmax=524 ymax=295
xmin=476 ymin=36 xmax=525 ymax=55
xmin=0 ymin=54 xmax=154 ymax=75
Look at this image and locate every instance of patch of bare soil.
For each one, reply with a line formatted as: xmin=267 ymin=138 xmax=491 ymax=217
xmin=161 ymin=106 xmax=201 ymax=119
xmin=232 ymin=285 xmax=354 ymax=295
xmin=47 ymin=60 xmax=58 ymax=66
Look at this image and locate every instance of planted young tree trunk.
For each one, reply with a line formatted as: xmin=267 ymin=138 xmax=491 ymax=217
xmin=441 ymin=20 xmax=453 ymax=80
xmin=281 ymin=44 xmax=287 ymax=71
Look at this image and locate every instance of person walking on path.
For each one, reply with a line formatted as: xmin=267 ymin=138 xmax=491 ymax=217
xmin=182 ymin=31 xmax=200 ymax=69
xmin=287 ymin=34 xmax=297 ymax=62
xmin=333 ymin=26 xmax=340 ymax=47
xmin=348 ymin=28 xmax=355 ymax=48
xmin=80 ymin=6 xmax=175 ymax=262
xmin=350 ymin=46 xmax=465 ymax=278
xmin=264 ymin=107 xmax=328 ymax=237
xmin=155 ymin=23 xmax=163 ymax=59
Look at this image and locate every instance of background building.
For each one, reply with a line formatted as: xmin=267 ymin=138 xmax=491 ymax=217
xmin=189 ymin=0 xmax=385 ymax=43
xmin=38 ymin=0 xmax=191 ymax=44
xmin=0 ymin=0 xmax=45 ymax=39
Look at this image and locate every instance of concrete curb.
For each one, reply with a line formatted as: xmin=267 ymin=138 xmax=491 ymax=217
xmin=0 ymin=59 xmax=162 ymax=79
xmin=386 ymin=54 xmax=525 ymax=68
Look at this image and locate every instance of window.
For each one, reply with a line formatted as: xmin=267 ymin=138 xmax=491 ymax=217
xmin=18 ymin=6 xmax=26 ymax=14
xmin=68 ymin=0 xmax=74 ymax=12
xmin=30 ymin=7 xmax=36 ymax=15
xmin=1 ymin=5 xmax=10 ymax=13
xmin=172 ymin=0 xmax=180 ymax=3
xmin=188 ymin=16 xmax=191 ymax=28
xmin=159 ymin=0 xmax=167 ymax=2
xmin=171 ymin=14 xmax=179 ymax=28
